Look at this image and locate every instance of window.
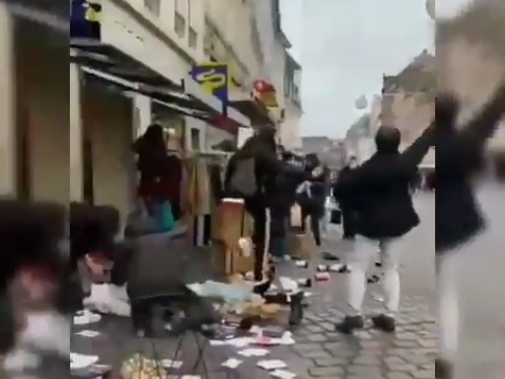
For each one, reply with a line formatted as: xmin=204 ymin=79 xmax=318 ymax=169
xmin=144 ymin=0 xmax=160 ymax=16
xmin=175 ymin=12 xmax=186 ymax=37
xmin=190 ymin=128 xmax=201 ymax=151
xmin=189 ymin=27 xmax=197 ymax=48
xmin=174 ymin=0 xmax=186 ymax=37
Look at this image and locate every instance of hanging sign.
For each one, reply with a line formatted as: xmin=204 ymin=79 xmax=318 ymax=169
xmin=70 ymin=0 xmax=102 ymax=41
xmin=252 ymin=80 xmax=278 ymax=107
xmin=190 ymin=62 xmax=229 ymax=105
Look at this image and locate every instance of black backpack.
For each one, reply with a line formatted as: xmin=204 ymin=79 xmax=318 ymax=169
xmin=228 ymin=157 xmax=258 ymax=197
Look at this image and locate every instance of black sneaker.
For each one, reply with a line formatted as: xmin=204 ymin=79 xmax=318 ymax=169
xmin=371 ymin=314 xmax=396 ymax=333
xmin=435 ymin=358 xmax=454 ymax=379
xmin=335 ymin=315 xmax=364 ymax=334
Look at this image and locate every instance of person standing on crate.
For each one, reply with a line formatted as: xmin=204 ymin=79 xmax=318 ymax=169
xmin=333 ymin=123 xmax=432 ymax=335
xmin=224 ymin=126 xmax=312 ymax=281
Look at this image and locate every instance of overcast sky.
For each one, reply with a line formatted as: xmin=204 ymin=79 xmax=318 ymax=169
xmin=280 ymin=0 xmax=472 ymax=138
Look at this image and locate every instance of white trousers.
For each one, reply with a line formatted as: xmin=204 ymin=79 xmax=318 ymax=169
xmin=347 ymin=236 xmax=403 ymax=317
xmin=437 ymin=251 xmax=460 ymax=361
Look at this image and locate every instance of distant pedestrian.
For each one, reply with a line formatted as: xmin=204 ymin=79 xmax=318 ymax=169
xmin=334 ymin=156 xmax=359 ymax=240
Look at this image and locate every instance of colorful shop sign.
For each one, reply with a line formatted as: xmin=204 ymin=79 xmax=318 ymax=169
xmin=70 ymin=0 xmax=102 ymax=40
xmin=190 ymin=62 xmax=229 ymax=104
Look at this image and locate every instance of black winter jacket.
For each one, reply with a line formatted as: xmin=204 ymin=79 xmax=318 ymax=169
xmin=333 ymin=127 xmax=432 ymax=240
xmin=435 ymin=85 xmax=505 ymax=253
xmin=224 ymin=135 xmax=308 ymax=207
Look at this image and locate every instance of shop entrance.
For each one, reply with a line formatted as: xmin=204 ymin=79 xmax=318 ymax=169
xmin=81 ymin=78 xmax=135 ymax=224
xmin=14 ymin=17 xmax=68 ymax=202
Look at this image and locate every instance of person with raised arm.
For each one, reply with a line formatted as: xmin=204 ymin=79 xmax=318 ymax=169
xmin=434 ymin=83 xmax=505 ymax=379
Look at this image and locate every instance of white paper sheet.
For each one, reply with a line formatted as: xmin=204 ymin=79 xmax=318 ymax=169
xmin=257 ymin=360 xmax=287 ymax=370
xmin=70 ymin=352 xmax=99 ymax=369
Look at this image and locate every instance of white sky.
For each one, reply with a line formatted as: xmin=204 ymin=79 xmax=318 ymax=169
xmin=280 ymin=0 xmax=473 ymax=138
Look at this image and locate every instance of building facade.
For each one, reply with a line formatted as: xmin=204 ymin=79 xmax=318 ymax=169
xmin=280 ymin=52 xmax=302 ymax=149
xmin=380 ymin=49 xmax=435 ymax=169
xmin=302 ymin=136 xmax=346 ymax=170
xmin=202 ymin=0 xmax=277 ymax=128
xmin=0 ymin=0 xmax=252 ymax=228
xmin=345 ymin=113 xmax=373 ymax=164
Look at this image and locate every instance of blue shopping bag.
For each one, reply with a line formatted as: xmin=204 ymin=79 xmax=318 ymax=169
xmin=154 ymin=200 xmax=175 ymax=232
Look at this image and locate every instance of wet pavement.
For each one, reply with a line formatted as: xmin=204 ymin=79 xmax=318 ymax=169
xmin=276 ymin=184 xmax=505 ymax=379
xmin=268 ymin=192 xmax=436 ymax=379
xmin=71 ymin=185 xmax=505 ymax=378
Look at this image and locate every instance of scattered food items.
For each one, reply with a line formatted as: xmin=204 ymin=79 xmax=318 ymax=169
xmin=315 ymin=272 xmax=330 ymax=281
xmin=322 ymin=252 xmax=340 ymax=261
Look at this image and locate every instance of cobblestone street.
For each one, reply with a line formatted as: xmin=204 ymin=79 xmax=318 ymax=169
xmin=271 ymin=185 xmax=505 ymax=378
xmin=72 ymin=188 xmax=505 ymax=379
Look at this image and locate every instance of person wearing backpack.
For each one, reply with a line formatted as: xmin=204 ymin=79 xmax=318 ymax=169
xmin=224 ymin=126 xmax=310 ymax=281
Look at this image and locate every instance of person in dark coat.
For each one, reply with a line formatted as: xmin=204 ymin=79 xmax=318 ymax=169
xmin=433 ymin=84 xmax=505 ymax=379
xmin=297 ymin=154 xmax=327 ymax=246
xmin=333 ymin=123 xmax=432 ymax=334
xmin=268 ymin=152 xmax=305 ymax=261
xmin=225 ymin=126 xmax=310 ymax=280
xmin=335 ymin=155 xmax=359 ymax=240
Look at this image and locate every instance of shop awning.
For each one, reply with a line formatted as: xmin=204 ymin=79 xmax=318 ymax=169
xmin=70 ymin=40 xmax=227 ymax=119
xmin=2 ymin=0 xmax=67 ymax=31
xmin=81 ymin=66 xmax=211 ymax=122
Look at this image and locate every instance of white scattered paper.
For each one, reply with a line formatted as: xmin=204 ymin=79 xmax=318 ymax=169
xmin=238 ymin=348 xmax=269 ymax=357
xmin=257 ymin=360 xmax=287 ymax=370
xmin=75 ymin=330 xmax=101 ymax=338
xmin=250 ymin=325 xmax=262 ymax=335
xmin=4 ymin=349 xmax=40 ymax=371
xmin=222 ymin=358 xmax=242 ymax=369
xmin=70 ymin=352 xmax=99 ymax=369
xmin=228 ymin=337 xmax=255 ymax=347
xmin=73 ymin=310 xmax=101 ymax=325
xmin=279 ymin=277 xmax=299 ymax=293
xmin=271 ymin=369 xmax=296 ymax=379
xmin=328 ymin=264 xmax=343 ymax=272
xmin=161 ymin=359 xmax=183 ymax=369
xmin=209 ymin=340 xmax=227 ymax=346
xmin=295 ymin=260 xmax=307 ymax=267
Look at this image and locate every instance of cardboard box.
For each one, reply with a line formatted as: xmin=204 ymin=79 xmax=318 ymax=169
xmin=214 ymin=199 xmax=245 ymax=245
xmin=242 ymin=303 xmax=282 ymax=319
xmin=288 ymin=230 xmax=316 ymax=261
xmin=212 ymin=236 xmax=271 ymax=277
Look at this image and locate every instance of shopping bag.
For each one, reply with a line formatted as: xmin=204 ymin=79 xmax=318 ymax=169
xmin=154 ymin=201 xmax=175 ymax=232
xmin=330 ymin=209 xmax=341 ymax=225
